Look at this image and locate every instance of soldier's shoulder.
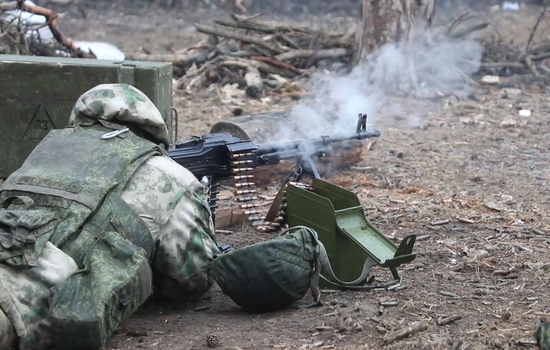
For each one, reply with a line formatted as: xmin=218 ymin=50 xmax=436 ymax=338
xmin=140 ymin=155 xmax=199 ymax=188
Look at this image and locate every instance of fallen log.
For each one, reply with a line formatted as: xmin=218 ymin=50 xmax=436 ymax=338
xmin=529 ymin=51 xmax=550 ymax=61
xmin=215 ymin=13 xmax=318 ymax=35
xmin=251 ymin=56 xmax=309 ymax=75
xmin=480 ymin=62 xmax=525 ymax=69
xmin=208 ymin=109 xmax=369 ymax=185
xmin=125 ymin=51 xmax=209 ymax=67
xmin=275 ymin=48 xmax=352 ymax=62
xmin=217 ymin=56 xmax=299 ymax=77
xmin=195 ymin=23 xmax=288 ymax=54
xmin=448 ymin=22 xmax=489 ymax=39
xmin=528 ymin=41 xmax=550 ymax=55
xmin=214 ymin=14 xmax=354 ymax=49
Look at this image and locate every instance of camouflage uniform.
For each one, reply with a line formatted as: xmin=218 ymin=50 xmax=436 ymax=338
xmin=0 ymin=84 xmax=219 ymax=350
xmin=535 ymin=321 xmax=550 ymax=350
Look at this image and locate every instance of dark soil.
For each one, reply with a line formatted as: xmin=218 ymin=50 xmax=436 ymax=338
xmin=16 ymin=2 xmax=550 ymax=349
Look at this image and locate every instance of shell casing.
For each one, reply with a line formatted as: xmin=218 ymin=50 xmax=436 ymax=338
xmin=236 ymin=189 xmax=257 ymax=195
xmin=232 ymin=167 xmax=253 ymax=174
xmin=240 ymin=203 xmax=260 ymax=209
xmin=231 ymin=160 xmax=254 ymax=166
xmin=235 ymin=182 xmax=256 ymax=188
xmin=236 ymin=196 xmax=256 ymax=203
xmin=231 ymin=152 xmax=255 ymax=159
xmin=247 ymin=215 xmax=263 ymax=221
xmin=234 ymin=175 xmax=254 ymax=180
xmin=243 ymin=210 xmax=261 ymax=215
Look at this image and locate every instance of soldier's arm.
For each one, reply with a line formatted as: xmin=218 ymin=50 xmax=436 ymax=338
xmin=120 ymin=155 xmax=220 ymax=302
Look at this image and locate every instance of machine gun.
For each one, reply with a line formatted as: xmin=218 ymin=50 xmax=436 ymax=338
xmin=169 ymin=114 xmax=417 ymax=289
xmin=168 ymin=113 xmax=380 ymax=224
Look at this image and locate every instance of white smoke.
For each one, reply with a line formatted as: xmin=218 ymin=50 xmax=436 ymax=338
xmin=268 ymin=25 xmax=484 ymax=142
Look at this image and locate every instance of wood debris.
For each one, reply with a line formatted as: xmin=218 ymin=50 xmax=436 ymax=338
xmin=134 ymin=13 xmax=355 ymax=96
xmin=383 ymin=321 xmax=428 ymax=343
xmin=0 ymin=0 xmax=94 ymax=58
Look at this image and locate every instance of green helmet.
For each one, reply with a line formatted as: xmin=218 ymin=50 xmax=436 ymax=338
xmin=68 ymin=83 xmax=170 ymax=148
xmin=211 ymin=226 xmax=322 ymax=313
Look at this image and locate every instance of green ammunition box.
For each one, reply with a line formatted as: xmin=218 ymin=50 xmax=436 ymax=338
xmin=0 ymin=55 xmax=173 ymax=178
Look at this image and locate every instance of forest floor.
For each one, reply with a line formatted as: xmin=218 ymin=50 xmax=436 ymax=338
xmin=15 ymin=1 xmax=550 ymax=349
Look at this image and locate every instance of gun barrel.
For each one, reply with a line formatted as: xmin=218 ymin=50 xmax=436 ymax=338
xmin=257 ymin=129 xmax=381 ymax=155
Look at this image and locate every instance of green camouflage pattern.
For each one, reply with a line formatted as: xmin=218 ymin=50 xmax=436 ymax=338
xmin=0 ymin=123 xmax=160 ymax=350
xmin=0 ymin=203 xmax=58 ymax=268
xmin=61 ymin=192 xmax=156 ymax=269
xmin=50 ymin=230 xmax=152 ymax=350
xmin=535 ymin=321 xmax=550 ymax=350
xmin=0 ymin=243 xmax=66 ymax=350
xmin=212 ymin=226 xmax=318 ymax=313
xmin=0 ymin=308 xmax=16 ymax=350
xmin=68 ymin=83 xmax=171 ymax=148
xmin=0 ymin=84 xmax=219 ymax=350
xmin=120 ymin=155 xmax=220 ymax=302
xmin=0 ymin=123 xmax=162 ymax=252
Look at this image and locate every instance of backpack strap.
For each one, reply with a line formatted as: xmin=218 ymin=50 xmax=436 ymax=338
xmin=1 ymin=196 xmax=35 ymax=210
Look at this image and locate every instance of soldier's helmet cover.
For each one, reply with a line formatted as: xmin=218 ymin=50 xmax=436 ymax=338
xmin=68 ymin=83 xmax=170 ymax=148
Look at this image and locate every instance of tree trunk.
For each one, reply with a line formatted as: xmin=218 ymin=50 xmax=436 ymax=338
xmin=355 ymin=0 xmax=437 ymax=63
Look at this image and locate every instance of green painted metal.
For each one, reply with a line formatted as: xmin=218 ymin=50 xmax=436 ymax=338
xmin=285 ymin=178 xmax=417 ymax=289
xmin=0 ymin=55 xmax=173 ymax=178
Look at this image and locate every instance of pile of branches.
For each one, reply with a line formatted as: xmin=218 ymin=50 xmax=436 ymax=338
xmin=478 ymin=7 xmax=550 ymax=78
xmin=127 ymin=13 xmax=356 ymax=98
xmin=126 ymin=0 xmax=361 ymax=16
xmin=480 ymin=39 xmax=550 ymax=78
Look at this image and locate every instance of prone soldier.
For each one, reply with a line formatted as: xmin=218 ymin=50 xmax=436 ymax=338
xmin=0 ymin=83 xmax=220 ymax=350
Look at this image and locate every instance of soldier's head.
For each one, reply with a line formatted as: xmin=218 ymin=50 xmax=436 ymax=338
xmin=69 ymin=83 xmax=170 ymax=148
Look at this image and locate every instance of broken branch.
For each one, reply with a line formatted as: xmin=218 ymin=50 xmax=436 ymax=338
xmin=125 ymin=51 xmax=209 ymax=67
xmin=274 ymin=48 xmax=352 ymax=61
xmin=448 ymin=22 xmax=489 ymax=39
xmin=384 ymin=321 xmax=428 ymax=343
xmin=195 ymin=23 xmax=287 ymax=54
xmin=215 ymin=13 xmax=318 ymax=35
xmin=218 ymin=56 xmax=299 ymax=77
xmin=251 ymin=56 xmax=308 ymax=75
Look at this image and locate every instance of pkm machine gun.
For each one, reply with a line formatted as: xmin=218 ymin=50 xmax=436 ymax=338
xmin=168 ymin=113 xmax=380 ymax=222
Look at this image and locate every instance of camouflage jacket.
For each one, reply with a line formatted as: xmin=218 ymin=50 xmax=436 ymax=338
xmin=0 ymin=84 xmax=220 ymax=350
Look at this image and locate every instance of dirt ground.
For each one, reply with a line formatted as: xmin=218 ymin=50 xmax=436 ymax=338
xmin=25 ymin=2 xmax=550 ymax=349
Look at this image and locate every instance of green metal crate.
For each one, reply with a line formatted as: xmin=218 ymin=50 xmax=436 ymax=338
xmin=0 ymin=55 xmax=173 ymax=178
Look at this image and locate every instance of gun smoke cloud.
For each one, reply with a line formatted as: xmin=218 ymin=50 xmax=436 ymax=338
xmin=270 ymin=25 xmax=483 ymax=142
